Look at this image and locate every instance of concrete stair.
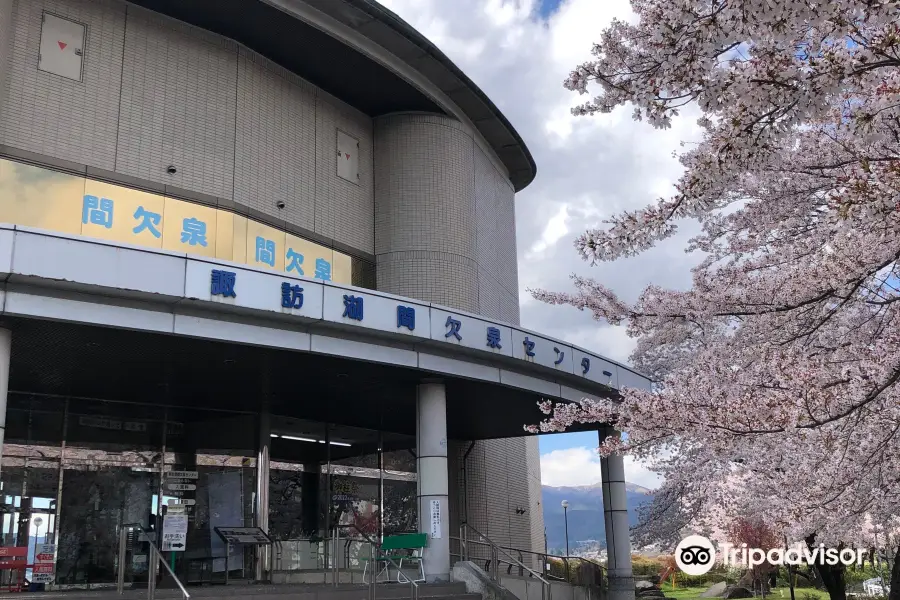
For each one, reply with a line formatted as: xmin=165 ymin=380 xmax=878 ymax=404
xmin=21 ymin=582 xmax=478 ymax=600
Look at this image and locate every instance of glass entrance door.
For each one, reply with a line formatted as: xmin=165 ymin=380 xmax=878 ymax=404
xmin=56 ymin=399 xmax=163 ymax=588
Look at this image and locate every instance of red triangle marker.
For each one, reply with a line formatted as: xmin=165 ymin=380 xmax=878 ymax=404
xmin=57 ymin=41 xmax=67 ymax=50
xmin=345 ymin=153 xmax=350 ymax=160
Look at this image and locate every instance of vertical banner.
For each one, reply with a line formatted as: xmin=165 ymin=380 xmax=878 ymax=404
xmin=430 ymin=499 xmax=442 ymax=540
xmin=207 ymin=471 xmax=244 ymax=573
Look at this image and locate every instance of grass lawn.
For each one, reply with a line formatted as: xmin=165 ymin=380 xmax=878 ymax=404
xmin=660 ymin=582 xmax=833 ymax=600
xmin=660 ymin=584 xmax=710 ymax=600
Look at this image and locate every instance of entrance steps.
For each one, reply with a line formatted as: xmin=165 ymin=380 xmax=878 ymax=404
xmin=19 ymin=582 xmax=478 ymax=600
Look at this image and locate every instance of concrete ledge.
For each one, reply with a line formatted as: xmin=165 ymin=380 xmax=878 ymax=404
xmin=452 ymin=561 xmax=519 ymax=600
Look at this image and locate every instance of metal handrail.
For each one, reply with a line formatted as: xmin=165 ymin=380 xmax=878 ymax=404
xmin=118 ymin=524 xmax=190 ymax=599
xmin=453 ymin=536 xmax=546 ymax=576
xmin=337 ymin=524 xmax=419 ymax=600
xmin=459 ymin=523 xmax=551 ymax=600
xmin=450 ymin=534 xmax=606 ymax=586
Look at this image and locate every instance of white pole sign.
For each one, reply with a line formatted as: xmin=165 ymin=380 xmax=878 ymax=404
xmin=165 ymin=471 xmax=199 ymax=480
xmin=430 ymin=499 xmax=442 ymax=539
xmin=166 ymin=483 xmax=196 ymax=492
xmin=162 ymin=512 xmax=188 ymax=552
xmin=32 ymin=543 xmax=55 ymax=583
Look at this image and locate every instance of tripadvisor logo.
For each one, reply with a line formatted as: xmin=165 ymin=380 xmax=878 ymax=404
xmin=675 ymin=535 xmax=717 ymax=575
xmin=674 ymin=536 xmax=869 ymax=575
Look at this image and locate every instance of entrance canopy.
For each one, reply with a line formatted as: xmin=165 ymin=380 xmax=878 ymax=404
xmin=6 ymin=316 xmax=552 ymax=440
xmin=0 ymin=225 xmax=650 ymax=440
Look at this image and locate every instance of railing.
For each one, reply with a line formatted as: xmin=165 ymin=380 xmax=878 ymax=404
xmin=335 ymin=524 xmax=419 ymax=600
xmin=457 ymin=523 xmax=552 ymax=600
xmin=450 ymin=533 xmax=606 ymax=588
xmin=117 ymin=524 xmax=191 ymax=599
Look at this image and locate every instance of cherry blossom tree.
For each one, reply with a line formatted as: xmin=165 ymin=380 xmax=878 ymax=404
xmin=727 ymin=518 xmax=781 ymax=592
xmin=529 ymin=2 xmax=900 ymax=600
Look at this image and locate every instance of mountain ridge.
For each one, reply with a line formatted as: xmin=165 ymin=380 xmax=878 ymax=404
xmin=541 ymin=482 xmax=655 ymax=552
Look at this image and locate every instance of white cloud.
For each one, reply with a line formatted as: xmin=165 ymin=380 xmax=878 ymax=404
xmin=540 ymin=446 xmax=663 ymax=489
xmin=525 ymin=204 xmax=569 ymax=260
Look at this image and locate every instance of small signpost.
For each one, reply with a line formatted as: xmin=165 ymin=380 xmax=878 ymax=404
xmin=161 ymin=469 xmax=197 ymax=567
xmin=165 ymin=483 xmax=196 ymax=492
xmin=32 ymin=543 xmax=56 ymax=583
xmin=164 ymin=470 xmax=198 ymax=519
xmin=214 ymin=527 xmax=273 ymax=584
xmin=162 ymin=506 xmax=188 ymax=552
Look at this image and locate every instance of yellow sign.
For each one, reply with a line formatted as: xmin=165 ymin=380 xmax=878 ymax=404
xmin=0 ymin=158 xmax=353 ymax=284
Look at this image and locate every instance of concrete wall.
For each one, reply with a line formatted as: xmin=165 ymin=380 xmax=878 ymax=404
xmin=0 ymin=0 xmax=374 ymax=256
xmin=449 ymin=438 xmax=545 ymax=570
xmin=500 ymin=575 xmax=605 ymax=600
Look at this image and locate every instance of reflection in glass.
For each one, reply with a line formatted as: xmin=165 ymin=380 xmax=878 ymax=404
xmin=164 ymin=409 xmax=257 ymax=584
xmin=1 ymin=394 xmax=65 ymax=591
xmin=57 ymin=400 xmax=162 ymax=587
xmin=0 ymin=159 xmax=84 ymax=234
xmin=269 ymin=420 xmax=328 ymax=572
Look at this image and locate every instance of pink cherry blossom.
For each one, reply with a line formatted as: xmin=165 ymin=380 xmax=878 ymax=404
xmin=531 ymin=2 xmax=900 ymax=598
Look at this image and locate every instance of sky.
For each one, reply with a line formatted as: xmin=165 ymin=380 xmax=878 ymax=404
xmin=377 ymin=0 xmax=703 ymax=490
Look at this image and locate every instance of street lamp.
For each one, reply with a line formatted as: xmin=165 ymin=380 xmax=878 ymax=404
xmin=561 ymin=500 xmax=570 ymax=582
xmin=32 ymin=516 xmax=43 ymax=569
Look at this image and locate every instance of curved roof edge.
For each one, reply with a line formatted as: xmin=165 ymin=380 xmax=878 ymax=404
xmin=127 ymin=0 xmax=537 ymax=191
xmin=316 ymin=0 xmax=538 ymax=191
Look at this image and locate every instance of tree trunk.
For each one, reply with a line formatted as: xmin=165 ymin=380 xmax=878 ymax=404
xmin=785 ymin=536 xmax=796 ymax=600
xmin=806 ymin=535 xmax=846 ymax=600
xmin=888 ymin=545 xmax=900 ymax=600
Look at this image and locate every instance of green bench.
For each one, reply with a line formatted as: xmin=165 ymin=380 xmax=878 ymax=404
xmin=362 ymin=532 xmax=427 ymax=583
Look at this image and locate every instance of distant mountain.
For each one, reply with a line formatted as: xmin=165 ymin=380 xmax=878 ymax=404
xmin=541 ymin=482 xmax=655 ymax=552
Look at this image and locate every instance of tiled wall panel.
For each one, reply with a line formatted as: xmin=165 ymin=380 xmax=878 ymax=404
xmin=115 ymin=6 xmax=237 ymax=198
xmin=0 ymin=0 xmax=125 ymax=169
xmin=0 ymin=0 xmax=376 ymax=255
xmin=315 ymin=91 xmax=374 ymax=251
xmin=234 ymin=47 xmax=317 ymax=230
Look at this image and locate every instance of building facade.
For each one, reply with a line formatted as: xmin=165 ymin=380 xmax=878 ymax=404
xmin=0 ymin=0 xmax=641 ymax=597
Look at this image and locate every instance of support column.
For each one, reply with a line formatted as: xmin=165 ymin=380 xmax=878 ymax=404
xmin=255 ymin=406 xmax=271 ymax=581
xmin=0 ymin=329 xmax=10 ymax=479
xmin=599 ymin=426 xmax=634 ymax=600
xmin=417 ymin=382 xmax=450 ymax=582
xmin=301 ymin=464 xmax=321 ymax=537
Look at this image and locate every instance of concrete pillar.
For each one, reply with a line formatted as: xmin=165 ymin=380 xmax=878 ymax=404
xmin=417 ymin=382 xmax=450 ymax=582
xmin=0 ymin=329 xmax=10 ymax=479
xmin=301 ymin=464 xmax=321 ymax=536
xmin=599 ymin=426 xmax=634 ymax=600
xmin=255 ymin=407 xmax=271 ymax=581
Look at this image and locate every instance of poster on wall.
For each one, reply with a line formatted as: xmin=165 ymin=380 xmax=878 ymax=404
xmin=162 ymin=507 xmax=188 ymax=552
xmin=430 ymin=499 xmax=441 ymax=540
xmin=208 ymin=471 xmax=244 ymax=573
